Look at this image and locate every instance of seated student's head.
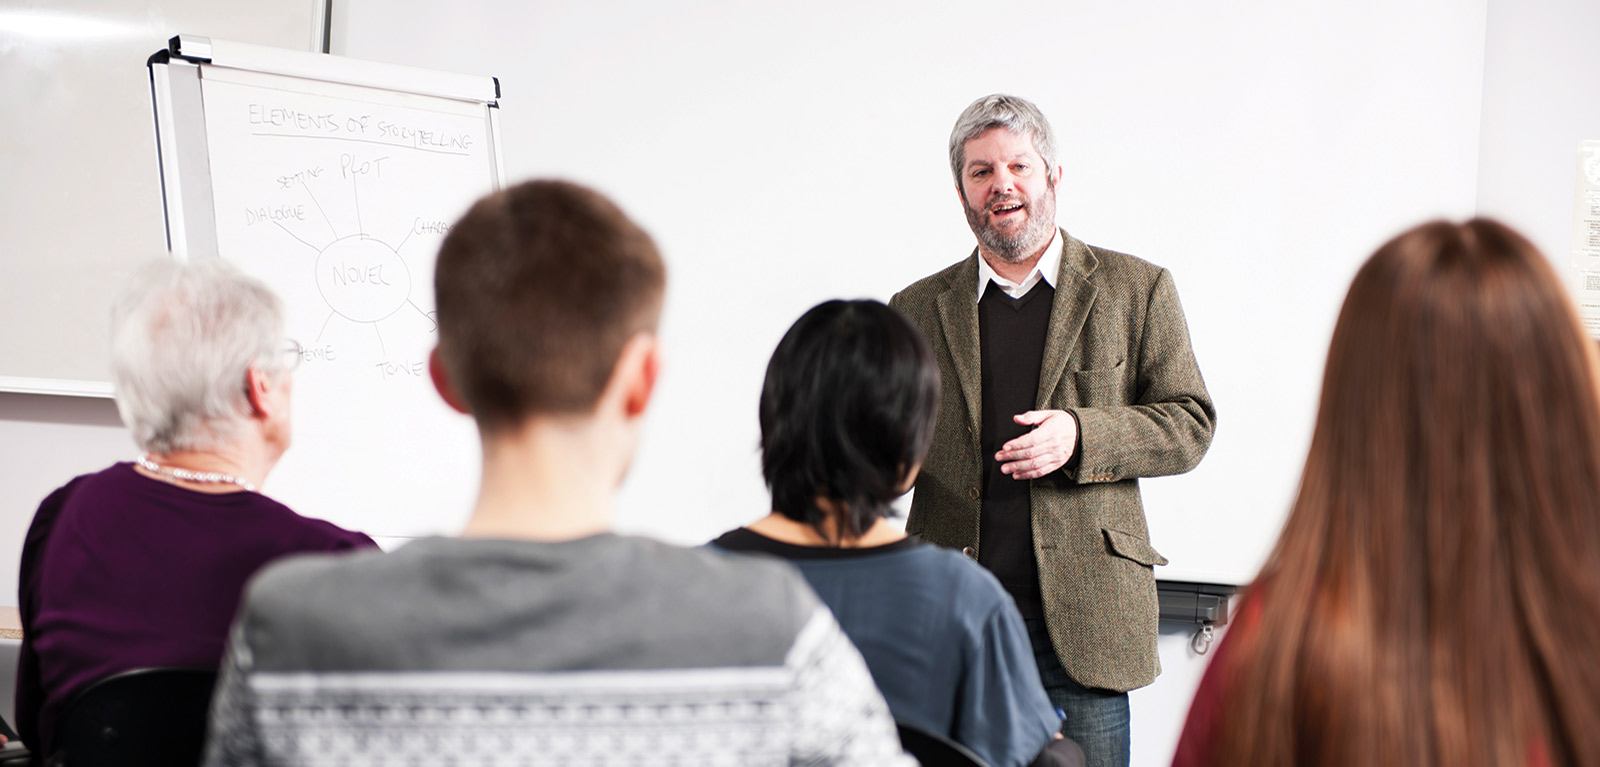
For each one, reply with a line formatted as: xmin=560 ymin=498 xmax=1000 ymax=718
xmin=760 ymin=299 xmax=940 ymax=543
xmin=430 ymin=180 xmax=666 ymax=470
xmin=112 ymin=258 xmax=296 ymax=468
xmin=1211 ymin=218 xmax=1600 ymax=766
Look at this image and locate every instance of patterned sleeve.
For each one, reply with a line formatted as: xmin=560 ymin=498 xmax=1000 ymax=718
xmin=202 ymin=624 xmax=265 ymax=766
xmin=786 ymin=606 xmax=918 ymax=767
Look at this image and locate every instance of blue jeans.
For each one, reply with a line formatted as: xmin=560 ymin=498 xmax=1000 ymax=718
xmin=1025 ymin=619 xmax=1130 ymax=767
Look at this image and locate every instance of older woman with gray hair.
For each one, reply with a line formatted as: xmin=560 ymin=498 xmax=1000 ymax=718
xmin=14 ymin=259 xmax=374 ymax=758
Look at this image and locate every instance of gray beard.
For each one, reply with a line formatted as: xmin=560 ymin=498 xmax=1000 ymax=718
xmin=963 ymin=191 xmax=1056 ymax=264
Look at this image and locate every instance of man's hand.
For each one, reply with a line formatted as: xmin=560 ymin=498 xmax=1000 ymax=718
xmin=997 ymin=410 xmax=1078 ymax=480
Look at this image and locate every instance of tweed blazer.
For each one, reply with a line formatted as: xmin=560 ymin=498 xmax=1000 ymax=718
xmin=889 ymin=230 xmax=1215 ymax=693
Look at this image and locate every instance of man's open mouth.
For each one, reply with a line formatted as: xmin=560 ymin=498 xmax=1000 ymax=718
xmin=991 ymin=200 xmax=1024 ymax=215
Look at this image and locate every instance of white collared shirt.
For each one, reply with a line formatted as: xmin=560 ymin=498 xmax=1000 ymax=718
xmin=975 ymin=228 xmax=1061 ymax=300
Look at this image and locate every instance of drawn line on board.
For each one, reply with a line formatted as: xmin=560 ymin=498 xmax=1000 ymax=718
xmin=407 ymin=299 xmax=436 ymax=332
xmin=352 ymin=174 xmax=364 ymax=234
xmin=271 ymin=219 xmax=321 ymax=254
xmin=314 ymin=311 xmax=337 ymax=344
xmin=394 ymin=224 xmax=414 ymax=254
xmin=300 ymin=179 xmax=339 ymax=239
xmin=372 ymin=323 xmax=387 ymax=357
xmin=249 ymin=133 xmax=470 ymax=157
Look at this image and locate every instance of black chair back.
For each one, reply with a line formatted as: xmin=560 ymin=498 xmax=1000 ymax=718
xmin=0 ymin=713 xmax=31 ymax=765
xmin=896 ymin=721 xmax=992 ymax=767
xmin=48 ymin=667 xmax=218 ymax=767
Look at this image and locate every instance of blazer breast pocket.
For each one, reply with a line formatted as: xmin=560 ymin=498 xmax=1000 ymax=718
xmin=1071 ymin=362 xmax=1125 ymax=406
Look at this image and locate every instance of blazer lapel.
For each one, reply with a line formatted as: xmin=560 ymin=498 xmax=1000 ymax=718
xmin=1037 ymin=232 xmax=1099 ymax=407
xmin=936 ymin=254 xmax=984 ymax=439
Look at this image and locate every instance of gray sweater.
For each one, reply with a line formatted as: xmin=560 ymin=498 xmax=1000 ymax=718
xmin=204 ymin=534 xmax=914 ymax=766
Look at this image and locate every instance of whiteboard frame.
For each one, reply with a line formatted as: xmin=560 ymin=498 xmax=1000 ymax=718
xmin=148 ymin=34 xmax=505 ymax=261
xmin=0 ymin=376 xmax=115 ymax=398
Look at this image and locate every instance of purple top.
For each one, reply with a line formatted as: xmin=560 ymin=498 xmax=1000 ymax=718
xmin=14 ymin=462 xmax=375 ymax=755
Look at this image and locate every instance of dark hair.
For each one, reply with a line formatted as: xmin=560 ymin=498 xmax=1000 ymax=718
xmin=1200 ymin=219 xmax=1600 ymax=766
xmin=760 ymin=300 xmax=941 ymax=542
xmin=434 ymin=179 xmax=665 ymax=430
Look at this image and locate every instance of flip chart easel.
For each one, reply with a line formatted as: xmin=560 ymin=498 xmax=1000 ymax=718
xmin=149 ymin=34 xmax=505 ymax=537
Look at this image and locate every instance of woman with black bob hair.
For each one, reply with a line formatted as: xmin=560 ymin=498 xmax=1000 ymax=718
xmin=713 ymin=299 xmax=1081 ymax=767
xmin=760 ymin=298 xmax=939 ymax=542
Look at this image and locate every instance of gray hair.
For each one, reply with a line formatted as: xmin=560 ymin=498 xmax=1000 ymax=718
xmin=110 ymin=259 xmax=289 ymax=455
xmin=948 ymin=94 xmax=1059 ymax=185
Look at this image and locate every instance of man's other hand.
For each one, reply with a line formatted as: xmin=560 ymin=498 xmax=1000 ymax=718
xmin=997 ymin=410 xmax=1078 ymax=480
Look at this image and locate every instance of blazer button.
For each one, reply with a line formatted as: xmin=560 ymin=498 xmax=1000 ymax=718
xmin=967 ymin=487 xmax=980 ymax=500
xmin=962 ymin=546 xmax=977 ymax=560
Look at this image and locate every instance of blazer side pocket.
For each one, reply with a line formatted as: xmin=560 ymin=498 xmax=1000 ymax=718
xmin=1102 ymin=527 xmax=1170 ymax=567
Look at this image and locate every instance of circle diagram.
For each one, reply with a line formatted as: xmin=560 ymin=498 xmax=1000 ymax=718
xmin=315 ymin=235 xmax=413 ymax=323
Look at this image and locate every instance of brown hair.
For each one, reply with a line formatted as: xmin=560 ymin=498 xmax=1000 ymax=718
xmin=1207 ymin=219 xmax=1600 ymax=766
xmin=434 ymin=179 xmax=665 ymax=429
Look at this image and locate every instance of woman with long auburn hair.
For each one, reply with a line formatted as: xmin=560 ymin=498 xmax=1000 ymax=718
xmin=1173 ymin=219 xmax=1600 ymax=767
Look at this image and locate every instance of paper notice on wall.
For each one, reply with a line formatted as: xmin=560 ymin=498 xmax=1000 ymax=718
xmin=1572 ymin=140 xmax=1600 ymax=338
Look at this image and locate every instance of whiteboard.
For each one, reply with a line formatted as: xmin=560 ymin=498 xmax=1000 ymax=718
xmin=0 ymin=1 xmax=326 ymax=396
xmin=150 ymin=36 xmax=504 ymax=537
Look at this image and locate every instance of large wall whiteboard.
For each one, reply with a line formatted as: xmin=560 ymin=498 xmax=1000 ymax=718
xmin=0 ymin=2 xmax=326 ymax=396
xmin=150 ymin=37 xmax=503 ymax=536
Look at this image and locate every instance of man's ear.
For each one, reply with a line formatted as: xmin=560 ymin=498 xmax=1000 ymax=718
xmin=606 ymin=332 xmax=661 ymax=420
xmin=244 ymin=366 xmax=274 ymax=419
xmin=1051 ymin=163 xmax=1063 ymax=187
xmin=429 ymin=347 xmax=471 ymax=415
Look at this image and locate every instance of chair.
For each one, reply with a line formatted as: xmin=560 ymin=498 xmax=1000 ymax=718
xmin=896 ymin=721 xmax=992 ymax=767
xmin=47 ymin=667 xmax=218 ymax=767
xmin=0 ymin=713 xmax=30 ymax=766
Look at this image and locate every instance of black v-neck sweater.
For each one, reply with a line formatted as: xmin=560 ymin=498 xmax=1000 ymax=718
xmin=976 ymin=280 xmax=1053 ymax=620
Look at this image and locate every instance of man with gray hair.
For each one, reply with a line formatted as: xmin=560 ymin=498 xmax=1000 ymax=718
xmin=890 ymin=94 xmax=1216 ymax=767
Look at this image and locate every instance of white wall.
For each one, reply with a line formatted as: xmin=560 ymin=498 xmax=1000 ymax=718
xmin=11 ymin=1 xmax=1593 ymax=764
xmin=1131 ymin=627 xmax=1225 ymax=766
xmin=0 ymin=394 xmax=131 ymax=609
xmin=1475 ymin=0 xmax=1600 ymax=262
xmin=337 ymin=5 xmax=1483 ymax=766
xmin=330 ymin=0 xmax=1487 ymax=590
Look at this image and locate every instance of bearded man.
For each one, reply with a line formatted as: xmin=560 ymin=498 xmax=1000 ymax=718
xmin=889 ymin=94 xmax=1216 ymax=767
